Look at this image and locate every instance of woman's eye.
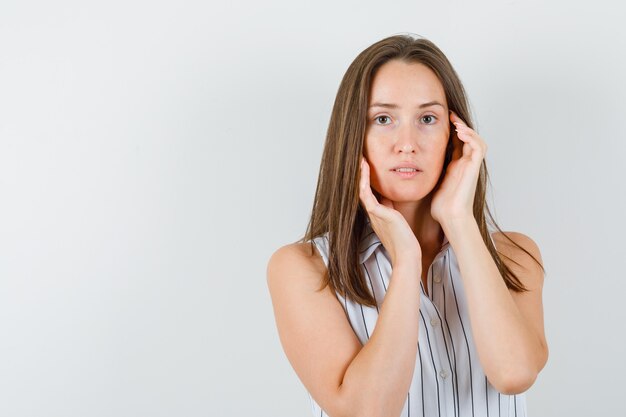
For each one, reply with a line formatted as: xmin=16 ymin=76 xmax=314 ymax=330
xmin=374 ymin=115 xmax=391 ymax=125
xmin=421 ymin=115 xmax=437 ymax=124
xmin=373 ymin=115 xmax=436 ymax=125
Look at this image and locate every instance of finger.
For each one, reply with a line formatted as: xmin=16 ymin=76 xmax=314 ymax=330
xmin=453 ymin=121 xmax=471 ymax=133
xmin=456 ymin=128 xmax=487 ymax=160
xmin=452 ymin=121 xmax=470 ymax=132
xmin=455 ymin=126 xmax=486 ymax=154
xmin=454 ymin=122 xmax=486 ymax=149
xmin=454 ymin=125 xmax=475 ymax=143
xmin=450 ymin=127 xmax=464 ymax=160
xmin=449 ymin=110 xmax=467 ymax=126
xmin=359 ymin=158 xmax=380 ymax=211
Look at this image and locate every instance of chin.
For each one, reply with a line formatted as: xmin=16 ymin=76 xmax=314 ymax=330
xmin=378 ymin=187 xmax=431 ymax=203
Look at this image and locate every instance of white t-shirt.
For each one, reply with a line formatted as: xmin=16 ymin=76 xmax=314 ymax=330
xmin=308 ymin=218 xmax=528 ymax=417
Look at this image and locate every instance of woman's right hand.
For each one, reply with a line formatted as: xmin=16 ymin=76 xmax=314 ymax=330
xmin=359 ymin=157 xmax=422 ymax=266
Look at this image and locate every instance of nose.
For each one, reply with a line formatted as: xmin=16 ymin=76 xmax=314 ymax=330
xmin=398 ymin=143 xmax=415 ymax=153
xmin=394 ymin=124 xmax=418 ymax=154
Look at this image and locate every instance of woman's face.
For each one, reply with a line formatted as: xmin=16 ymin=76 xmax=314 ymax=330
xmin=364 ymin=59 xmax=451 ymax=203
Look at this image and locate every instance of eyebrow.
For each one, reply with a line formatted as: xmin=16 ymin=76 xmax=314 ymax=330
xmin=368 ymin=101 xmax=445 ymax=109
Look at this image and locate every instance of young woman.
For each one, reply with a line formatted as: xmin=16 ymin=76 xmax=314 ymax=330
xmin=267 ymin=34 xmax=548 ymax=417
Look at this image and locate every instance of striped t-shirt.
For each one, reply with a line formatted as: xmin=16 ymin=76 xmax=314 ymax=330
xmin=308 ymin=218 xmax=528 ymax=417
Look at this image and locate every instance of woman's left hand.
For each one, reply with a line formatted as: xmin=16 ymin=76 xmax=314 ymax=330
xmin=430 ymin=110 xmax=487 ymax=226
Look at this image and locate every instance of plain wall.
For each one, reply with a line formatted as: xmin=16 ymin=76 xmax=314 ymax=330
xmin=1 ymin=0 xmax=625 ymax=416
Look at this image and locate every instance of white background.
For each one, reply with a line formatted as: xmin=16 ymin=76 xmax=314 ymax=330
xmin=1 ymin=0 xmax=625 ymax=416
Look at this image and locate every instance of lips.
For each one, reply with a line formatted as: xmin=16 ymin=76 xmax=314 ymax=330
xmin=390 ymin=163 xmax=421 ymax=172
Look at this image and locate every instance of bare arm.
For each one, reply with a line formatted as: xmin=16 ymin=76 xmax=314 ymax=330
xmin=267 ymin=243 xmax=422 ymax=417
xmin=442 ymin=218 xmax=548 ymax=394
xmin=338 ymin=259 xmax=422 ymax=417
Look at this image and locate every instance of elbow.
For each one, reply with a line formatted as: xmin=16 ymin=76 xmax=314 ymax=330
xmin=493 ymin=343 xmax=549 ymax=395
xmin=495 ymin=370 xmax=537 ymax=395
xmin=492 ymin=359 xmax=545 ymax=395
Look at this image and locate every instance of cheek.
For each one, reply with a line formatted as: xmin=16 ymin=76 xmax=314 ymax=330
xmin=425 ymin=131 xmax=451 ymax=160
xmin=417 ymin=141 xmax=448 ymax=168
xmin=363 ymin=138 xmax=384 ymax=170
xmin=366 ymin=159 xmax=385 ymax=190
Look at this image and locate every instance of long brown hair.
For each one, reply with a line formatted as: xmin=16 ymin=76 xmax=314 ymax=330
xmin=300 ymin=34 xmax=544 ymax=307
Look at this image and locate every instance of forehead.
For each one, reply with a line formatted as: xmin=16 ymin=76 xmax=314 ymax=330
xmin=369 ymin=60 xmax=446 ymax=104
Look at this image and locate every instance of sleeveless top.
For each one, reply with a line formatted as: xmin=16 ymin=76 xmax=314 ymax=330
xmin=307 ymin=218 xmax=528 ymax=417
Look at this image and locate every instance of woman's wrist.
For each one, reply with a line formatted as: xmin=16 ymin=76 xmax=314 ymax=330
xmin=392 ymin=252 xmax=422 ymax=271
xmin=441 ymin=216 xmax=478 ymax=241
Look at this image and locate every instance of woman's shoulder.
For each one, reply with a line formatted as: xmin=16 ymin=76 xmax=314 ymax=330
xmin=492 ymin=230 xmax=541 ymax=253
xmin=266 ymin=241 xmax=327 ymax=291
xmin=491 ymin=230 xmax=544 ymax=269
xmin=269 ymin=241 xmax=324 ymax=266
